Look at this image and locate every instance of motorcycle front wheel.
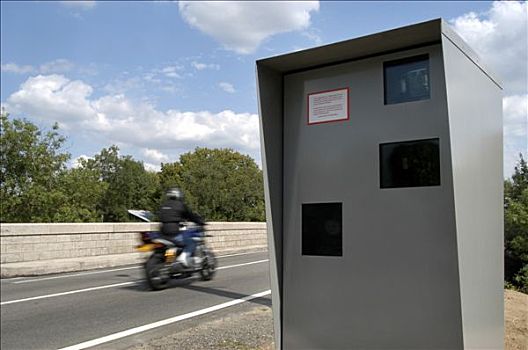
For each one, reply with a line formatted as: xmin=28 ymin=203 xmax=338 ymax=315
xmin=200 ymin=250 xmax=217 ymax=281
xmin=145 ymin=254 xmax=170 ymax=290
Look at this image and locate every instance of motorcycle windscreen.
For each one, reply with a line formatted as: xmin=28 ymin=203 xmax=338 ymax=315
xmin=128 ymin=209 xmax=155 ymax=222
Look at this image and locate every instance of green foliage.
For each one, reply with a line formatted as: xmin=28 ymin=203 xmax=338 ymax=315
xmin=1 ymin=110 xmax=70 ymax=222
xmin=161 ymin=148 xmax=265 ymax=221
xmin=514 ymin=265 xmax=528 ymax=291
xmin=504 ymin=153 xmax=528 ymax=293
xmin=1 ymin=111 xmax=264 ymax=224
xmin=159 ymin=162 xmax=183 ymax=193
xmin=87 ymin=146 xmax=160 ymax=222
xmin=53 ymin=160 xmax=107 ymax=222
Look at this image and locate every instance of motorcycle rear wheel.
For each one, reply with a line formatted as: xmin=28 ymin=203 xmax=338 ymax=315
xmin=200 ymin=251 xmax=217 ymax=281
xmin=145 ymin=254 xmax=170 ymax=290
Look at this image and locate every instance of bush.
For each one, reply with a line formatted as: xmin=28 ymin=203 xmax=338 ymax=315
xmin=504 ymin=154 xmax=528 ymax=293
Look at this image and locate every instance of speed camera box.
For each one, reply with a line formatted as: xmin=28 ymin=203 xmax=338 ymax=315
xmin=257 ymin=19 xmax=503 ymax=350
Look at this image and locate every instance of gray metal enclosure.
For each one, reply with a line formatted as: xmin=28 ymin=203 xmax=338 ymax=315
xmin=257 ymin=19 xmax=503 ymax=350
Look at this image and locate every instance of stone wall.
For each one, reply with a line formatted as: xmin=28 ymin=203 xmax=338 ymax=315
xmin=0 ymin=222 xmax=267 ymax=264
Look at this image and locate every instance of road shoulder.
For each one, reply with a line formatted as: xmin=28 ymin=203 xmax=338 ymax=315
xmin=126 ymin=302 xmax=274 ymax=350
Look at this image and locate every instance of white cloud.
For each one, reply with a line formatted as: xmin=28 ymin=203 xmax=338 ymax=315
xmin=40 ymin=59 xmax=74 ymax=74
xmin=143 ymin=148 xmax=170 ymax=163
xmin=161 ymin=66 xmax=182 ymax=78
xmin=70 ymin=154 xmax=93 ymax=168
xmin=60 ymin=1 xmax=96 ymax=9
xmin=1 ymin=63 xmax=35 ymax=74
xmin=78 ymin=62 xmax=99 ymax=76
xmin=301 ymin=30 xmax=322 ymax=45
xmin=504 ymin=95 xmax=528 ymax=138
xmin=191 ymin=61 xmax=220 ymax=70
xmin=218 ymin=82 xmax=235 ymax=94
xmin=7 ymin=75 xmax=95 ymax=127
xmin=5 ymin=74 xmax=261 ymax=164
xmin=503 ymin=95 xmax=528 ymax=175
xmin=178 ymin=1 xmax=320 ymax=54
xmin=144 ymin=162 xmax=161 ymax=172
xmin=1 ymin=59 xmax=75 ymax=75
xmin=451 ymin=1 xmax=528 ymax=176
xmin=450 ymin=1 xmax=527 ymax=95
xmin=143 ymin=73 xmax=161 ymax=84
xmin=103 ymin=77 xmax=142 ymax=94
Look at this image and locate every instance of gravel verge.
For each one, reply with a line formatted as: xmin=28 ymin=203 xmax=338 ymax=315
xmin=505 ymin=289 xmax=528 ymax=350
xmin=127 ymin=305 xmax=274 ymax=350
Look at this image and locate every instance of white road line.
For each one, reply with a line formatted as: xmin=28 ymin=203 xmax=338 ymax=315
xmin=10 ymin=251 xmax=268 ymax=284
xmin=0 ymin=282 xmax=138 ymax=305
xmin=57 ymin=289 xmax=271 ymax=350
xmin=216 ymin=251 xmax=268 ymax=258
xmin=13 ymin=266 xmax=140 ymax=284
xmin=1 ymin=259 xmax=269 ymax=305
xmin=217 ymin=259 xmax=268 ymax=270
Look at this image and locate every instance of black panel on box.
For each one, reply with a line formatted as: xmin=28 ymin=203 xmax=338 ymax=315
xmin=380 ymin=138 xmax=440 ymax=188
xmin=302 ymin=202 xmax=342 ymax=257
xmin=384 ymin=54 xmax=430 ymax=105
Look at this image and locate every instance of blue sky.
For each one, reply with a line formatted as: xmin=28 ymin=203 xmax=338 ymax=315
xmin=1 ymin=1 xmax=526 ymax=175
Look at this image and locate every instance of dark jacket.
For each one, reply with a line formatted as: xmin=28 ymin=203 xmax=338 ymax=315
xmin=159 ymin=199 xmax=204 ymax=236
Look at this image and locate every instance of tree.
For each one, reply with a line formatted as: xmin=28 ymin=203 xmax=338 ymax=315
xmin=504 ymin=153 xmax=528 ymax=292
xmin=1 ymin=109 xmax=264 ymax=223
xmin=53 ymin=159 xmax=108 ymax=222
xmin=0 ymin=109 xmax=70 ymax=222
xmin=159 ymin=161 xmax=183 ymax=192
xmin=87 ymin=146 xmax=160 ymax=221
xmin=173 ymin=147 xmax=265 ymax=221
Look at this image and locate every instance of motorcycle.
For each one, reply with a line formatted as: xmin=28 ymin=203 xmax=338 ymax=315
xmin=129 ymin=210 xmax=217 ymax=291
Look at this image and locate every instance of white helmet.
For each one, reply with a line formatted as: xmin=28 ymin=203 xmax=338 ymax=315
xmin=166 ymin=187 xmax=183 ymax=200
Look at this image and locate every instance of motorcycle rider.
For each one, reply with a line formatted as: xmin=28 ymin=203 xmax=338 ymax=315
xmin=159 ymin=187 xmax=205 ymax=268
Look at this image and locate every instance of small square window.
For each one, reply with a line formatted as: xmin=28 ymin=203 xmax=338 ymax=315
xmin=384 ymin=55 xmax=430 ymax=105
xmin=302 ymin=202 xmax=342 ymax=257
xmin=380 ymin=138 xmax=440 ymax=188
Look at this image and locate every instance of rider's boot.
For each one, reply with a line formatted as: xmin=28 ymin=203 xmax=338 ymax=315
xmin=177 ymin=252 xmax=191 ymax=268
xmin=193 ymin=255 xmax=203 ymax=267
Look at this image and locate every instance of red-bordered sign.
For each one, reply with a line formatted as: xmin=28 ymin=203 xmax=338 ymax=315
xmin=307 ymin=87 xmax=349 ymax=125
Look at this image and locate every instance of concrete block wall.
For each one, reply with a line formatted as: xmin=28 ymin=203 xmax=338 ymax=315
xmin=0 ymin=222 xmax=267 ymax=264
xmin=206 ymin=222 xmax=269 ymax=253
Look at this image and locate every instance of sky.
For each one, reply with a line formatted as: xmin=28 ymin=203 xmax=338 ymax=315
xmin=1 ymin=1 xmax=526 ymax=176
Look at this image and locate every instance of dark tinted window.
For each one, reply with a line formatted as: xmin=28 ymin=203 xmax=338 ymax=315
xmin=302 ymin=202 xmax=342 ymax=257
xmin=380 ymin=138 xmax=440 ymax=188
xmin=384 ymin=55 xmax=430 ymax=104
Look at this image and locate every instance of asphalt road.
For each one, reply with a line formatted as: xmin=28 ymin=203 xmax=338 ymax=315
xmin=0 ymin=251 xmax=271 ymax=350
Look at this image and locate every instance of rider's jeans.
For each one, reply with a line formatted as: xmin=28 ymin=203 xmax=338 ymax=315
xmin=174 ymin=231 xmax=196 ymax=256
